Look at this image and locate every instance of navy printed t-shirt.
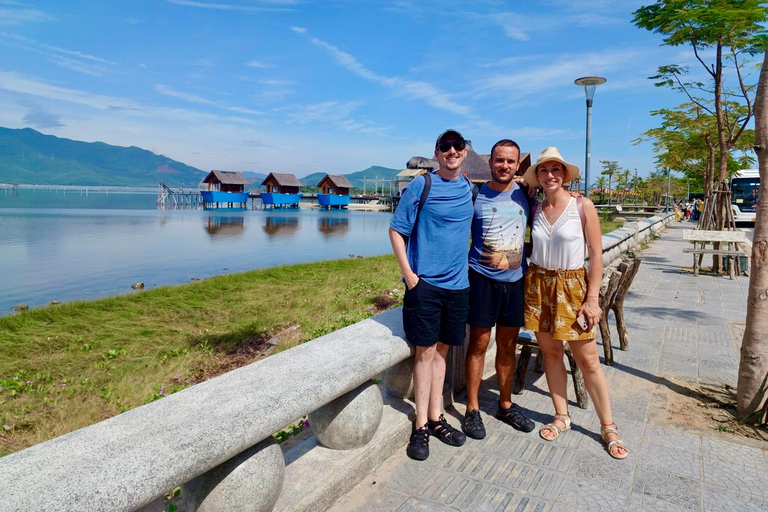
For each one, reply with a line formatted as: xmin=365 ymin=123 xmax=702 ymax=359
xmin=468 ymin=182 xmax=529 ymax=283
xmin=390 ymin=173 xmax=473 ymax=290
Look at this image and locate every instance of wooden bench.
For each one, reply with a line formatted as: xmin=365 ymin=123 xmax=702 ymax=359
xmin=682 ymin=229 xmax=747 ymax=279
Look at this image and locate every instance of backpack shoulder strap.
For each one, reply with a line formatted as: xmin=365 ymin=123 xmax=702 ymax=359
xmin=576 ymin=195 xmax=587 ymax=239
xmin=472 ymin=182 xmax=481 ymax=203
xmin=411 ymin=172 xmax=432 ymax=236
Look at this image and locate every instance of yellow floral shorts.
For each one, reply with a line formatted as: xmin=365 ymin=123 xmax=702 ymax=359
xmin=523 ymin=263 xmax=597 ymax=341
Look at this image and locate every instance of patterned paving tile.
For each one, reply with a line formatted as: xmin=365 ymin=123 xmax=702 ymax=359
xmin=631 ymin=466 xmax=702 ymax=510
xmin=701 ymin=438 xmax=768 ymax=496
xmin=702 ymin=485 xmax=768 ymax=512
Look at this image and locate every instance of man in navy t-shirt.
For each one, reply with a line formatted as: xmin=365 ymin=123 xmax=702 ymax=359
xmin=462 ymin=139 xmax=536 ymax=440
xmin=389 ymin=129 xmax=473 ymax=460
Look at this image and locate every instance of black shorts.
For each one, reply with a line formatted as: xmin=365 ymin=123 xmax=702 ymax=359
xmin=468 ymin=269 xmax=524 ymax=328
xmin=402 ymin=279 xmax=469 ymax=347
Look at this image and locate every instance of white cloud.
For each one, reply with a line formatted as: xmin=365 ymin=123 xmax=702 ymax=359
xmin=299 ymin=31 xmax=472 ymax=117
xmin=0 ymin=4 xmax=56 ymax=25
xmin=165 ymin=0 xmax=295 ymax=13
xmin=40 ymin=44 xmax=116 ymax=65
xmin=246 ymin=60 xmax=269 ymax=68
xmin=474 ymin=49 xmax=651 ymax=99
xmin=155 ymin=84 xmax=264 ymax=115
xmin=290 ymin=26 xmax=306 ymax=34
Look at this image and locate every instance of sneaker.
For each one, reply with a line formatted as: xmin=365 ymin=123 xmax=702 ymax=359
xmin=427 ymin=414 xmax=467 ymax=446
xmin=406 ymin=424 xmax=429 ymax=460
xmin=462 ymin=409 xmax=486 ymax=439
xmin=496 ymin=402 xmax=535 ymax=433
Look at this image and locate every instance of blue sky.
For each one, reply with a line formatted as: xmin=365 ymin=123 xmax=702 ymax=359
xmin=0 ymin=0 xmax=755 ymax=182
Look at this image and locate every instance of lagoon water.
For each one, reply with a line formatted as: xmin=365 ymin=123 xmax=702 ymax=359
xmin=0 ymin=189 xmax=394 ymax=315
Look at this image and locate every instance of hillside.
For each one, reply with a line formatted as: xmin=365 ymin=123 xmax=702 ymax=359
xmin=0 ymin=127 xmax=207 ymax=187
xmin=300 ymin=165 xmax=400 ymax=188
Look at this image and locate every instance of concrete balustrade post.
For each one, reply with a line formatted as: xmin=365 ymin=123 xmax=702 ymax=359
xmin=381 ymin=357 xmax=414 ymax=399
xmin=309 ymin=380 xmax=383 ymax=450
xmin=183 ymin=438 xmax=284 ymax=512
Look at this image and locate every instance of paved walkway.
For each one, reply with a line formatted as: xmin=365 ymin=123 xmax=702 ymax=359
xmin=330 ymin=222 xmax=766 ymax=512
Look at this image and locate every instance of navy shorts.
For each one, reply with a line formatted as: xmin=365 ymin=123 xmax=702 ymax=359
xmin=468 ymin=269 xmax=525 ymax=328
xmin=402 ymin=279 xmax=469 ymax=347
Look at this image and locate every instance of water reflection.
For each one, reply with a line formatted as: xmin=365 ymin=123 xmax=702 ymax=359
xmin=318 ymin=217 xmax=349 ymax=238
xmin=263 ymin=216 xmax=299 ymax=237
xmin=205 ymin=216 xmax=246 ymax=237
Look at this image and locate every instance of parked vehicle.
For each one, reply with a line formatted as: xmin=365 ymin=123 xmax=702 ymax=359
xmin=730 ymin=169 xmax=759 ymax=224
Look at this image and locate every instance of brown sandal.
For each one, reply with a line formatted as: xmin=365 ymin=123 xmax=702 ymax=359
xmin=600 ymin=423 xmax=629 ymax=459
xmin=539 ymin=413 xmax=571 ymax=441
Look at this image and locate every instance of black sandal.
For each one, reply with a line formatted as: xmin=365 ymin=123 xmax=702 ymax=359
xmin=427 ymin=414 xmax=466 ymax=446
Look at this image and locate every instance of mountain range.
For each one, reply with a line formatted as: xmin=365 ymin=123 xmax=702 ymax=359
xmin=0 ymin=127 xmax=401 ymax=188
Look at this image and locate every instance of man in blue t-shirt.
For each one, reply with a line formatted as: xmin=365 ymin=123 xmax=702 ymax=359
xmin=389 ymin=129 xmax=473 ymax=461
xmin=462 ymin=139 xmax=536 ymax=440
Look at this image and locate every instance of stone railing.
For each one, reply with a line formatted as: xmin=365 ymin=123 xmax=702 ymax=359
xmin=0 ymin=214 xmax=674 ymax=512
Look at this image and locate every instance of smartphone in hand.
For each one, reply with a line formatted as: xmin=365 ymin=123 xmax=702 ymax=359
xmin=576 ymin=313 xmax=589 ymax=331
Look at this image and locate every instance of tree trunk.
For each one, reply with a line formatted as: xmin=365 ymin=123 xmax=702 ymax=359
xmin=737 ymin=49 xmax=768 ymax=424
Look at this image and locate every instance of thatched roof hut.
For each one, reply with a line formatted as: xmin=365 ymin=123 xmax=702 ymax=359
xmin=317 ymin=174 xmax=353 ymax=195
xmin=261 ymin=172 xmax=301 ymax=194
xmin=202 ymin=170 xmax=249 ymax=192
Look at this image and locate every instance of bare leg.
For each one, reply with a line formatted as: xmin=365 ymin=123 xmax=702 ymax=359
xmin=413 ymin=344 xmax=437 ymax=428
xmin=568 ymin=339 xmax=627 ymax=457
xmin=427 ymin=342 xmax=450 ymax=422
xmin=465 ymin=327 xmax=492 ymax=412
xmin=536 ymin=331 xmax=569 ymax=438
xmin=495 ymin=326 xmax=520 ymax=409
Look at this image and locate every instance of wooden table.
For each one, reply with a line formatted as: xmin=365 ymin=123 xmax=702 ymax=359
xmin=682 ymin=229 xmax=747 ymax=279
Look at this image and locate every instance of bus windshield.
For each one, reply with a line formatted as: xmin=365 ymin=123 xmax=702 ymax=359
xmin=731 ymin=177 xmax=759 ymax=211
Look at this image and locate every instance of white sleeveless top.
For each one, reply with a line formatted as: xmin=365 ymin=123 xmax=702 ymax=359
xmin=530 ymin=197 xmax=586 ymax=270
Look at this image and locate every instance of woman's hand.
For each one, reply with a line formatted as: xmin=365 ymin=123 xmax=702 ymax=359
xmin=578 ymin=296 xmax=601 ymax=329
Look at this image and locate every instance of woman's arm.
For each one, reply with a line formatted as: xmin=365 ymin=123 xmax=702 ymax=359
xmin=579 ymin=197 xmax=603 ymax=329
xmin=389 ymin=227 xmax=419 ymax=290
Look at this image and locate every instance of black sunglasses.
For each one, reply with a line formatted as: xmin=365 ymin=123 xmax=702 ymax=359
xmin=437 ymin=140 xmax=467 ymax=153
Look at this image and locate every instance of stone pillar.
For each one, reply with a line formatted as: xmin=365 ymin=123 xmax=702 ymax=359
xmin=382 ymin=357 xmax=414 ymax=399
xmin=309 ymin=381 xmax=383 ymax=450
xmin=184 ymin=438 xmax=284 ymax=512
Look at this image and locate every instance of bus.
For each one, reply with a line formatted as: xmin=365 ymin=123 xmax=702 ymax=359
xmin=730 ymin=169 xmax=759 ymax=224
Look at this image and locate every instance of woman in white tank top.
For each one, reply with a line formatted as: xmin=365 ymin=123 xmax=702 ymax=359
xmin=522 ymin=147 xmax=628 ymax=460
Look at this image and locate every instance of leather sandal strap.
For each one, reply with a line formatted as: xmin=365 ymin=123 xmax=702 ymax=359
xmin=542 ymin=423 xmax=562 ymax=435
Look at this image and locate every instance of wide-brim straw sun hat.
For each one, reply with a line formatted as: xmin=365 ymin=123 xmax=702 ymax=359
xmin=523 ymin=147 xmax=579 ymax=187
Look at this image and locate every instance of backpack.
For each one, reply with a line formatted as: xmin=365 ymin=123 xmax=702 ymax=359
xmin=527 ymin=196 xmax=587 ymax=257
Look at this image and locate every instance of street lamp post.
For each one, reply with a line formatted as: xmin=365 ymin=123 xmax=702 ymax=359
xmin=666 ymin=168 xmax=672 ymax=214
xmin=574 ymin=76 xmax=606 ymax=199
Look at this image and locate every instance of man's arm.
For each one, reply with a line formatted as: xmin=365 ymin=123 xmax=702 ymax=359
xmin=389 ymin=227 xmax=419 ymax=290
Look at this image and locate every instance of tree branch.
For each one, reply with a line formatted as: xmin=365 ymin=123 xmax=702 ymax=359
xmin=672 ymin=71 xmax=715 ymax=116
xmin=731 ymin=48 xmax=754 ymax=145
xmin=691 ymin=29 xmax=716 ymax=79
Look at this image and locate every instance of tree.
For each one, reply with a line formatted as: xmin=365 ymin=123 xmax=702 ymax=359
xmin=595 ymin=176 xmax=608 ymax=203
xmin=737 ymin=48 xmax=768 ymax=424
xmin=600 ymin=160 xmax=620 ymax=205
xmin=635 ymin=102 xmax=754 ymax=197
xmin=633 ymin=0 xmax=767 ymax=239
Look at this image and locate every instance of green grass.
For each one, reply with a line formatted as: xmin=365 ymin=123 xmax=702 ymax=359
xmin=601 ymin=220 xmax=624 ymax=233
xmin=0 ymin=255 xmax=403 ymax=456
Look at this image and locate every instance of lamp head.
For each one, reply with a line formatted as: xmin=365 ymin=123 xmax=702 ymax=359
xmin=574 ymin=76 xmax=606 ymax=101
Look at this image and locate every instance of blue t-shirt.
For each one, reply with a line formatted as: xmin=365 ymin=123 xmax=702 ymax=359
xmin=468 ymin=182 xmax=529 ymax=282
xmin=390 ymin=173 xmax=473 ymax=290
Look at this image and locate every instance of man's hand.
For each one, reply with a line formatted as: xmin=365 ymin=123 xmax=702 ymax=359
xmin=516 ymin=179 xmax=536 ymax=198
xmin=404 ymin=272 xmax=420 ymax=290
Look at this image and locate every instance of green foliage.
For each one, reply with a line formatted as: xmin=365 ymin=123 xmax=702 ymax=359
xmin=632 ymin=0 xmax=767 ymax=182
xmin=0 ymin=127 xmax=206 ymax=186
